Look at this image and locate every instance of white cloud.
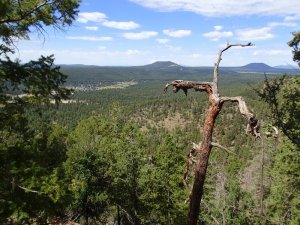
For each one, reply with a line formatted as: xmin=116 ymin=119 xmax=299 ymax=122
xmin=66 ymin=36 xmax=113 ymax=41
xmin=268 ymin=22 xmax=297 ymax=28
xmin=16 ymin=45 xmax=295 ymax=67
xmin=233 ymin=21 xmax=297 ymax=42
xmin=129 ymin=0 xmax=300 ymax=17
xmin=163 ymin=29 xmax=191 ymax=38
xmin=284 ymin=14 xmax=300 ymax=21
xmin=78 ymin=12 xmax=107 ymax=23
xmin=235 ymin=27 xmax=274 ymax=41
xmin=18 ymin=48 xmax=150 ymax=66
xmin=253 ymin=49 xmax=290 ymax=56
xmin=122 ymin=31 xmax=158 ymax=40
xmin=102 ymin=21 xmax=140 ymax=30
xmin=156 ymin=38 xmax=170 ymax=44
xmin=85 ymin=26 xmax=99 ymax=31
xmin=203 ymin=26 xmax=233 ymax=41
xmin=214 ymin=25 xmax=223 ymax=31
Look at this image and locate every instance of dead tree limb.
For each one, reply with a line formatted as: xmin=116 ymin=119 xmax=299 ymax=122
xmin=265 ymin=126 xmax=279 ymax=138
xmin=164 ymin=80 xmax=213 ymax=96
xmin=164 ymin=42 xmax=256 ymax=225
xmin=11 ymin=179 xmax=45 ymax=194
xmin=211 ymin=142 xmax=236 ymax=155
xmin=220 ymin=96 xmax=260 ymax=138
xmin=183 ymin=142 xmax=234 ymax=200
xmin=213 ymin=42 xmax=253 ymax=85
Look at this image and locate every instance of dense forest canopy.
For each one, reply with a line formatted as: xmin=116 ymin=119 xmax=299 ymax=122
xmin=0 ymin=0 xmax=300 ymax=224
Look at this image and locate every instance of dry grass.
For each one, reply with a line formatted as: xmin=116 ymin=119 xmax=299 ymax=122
xmin=96 ymin=81 xmax=137 ymax=90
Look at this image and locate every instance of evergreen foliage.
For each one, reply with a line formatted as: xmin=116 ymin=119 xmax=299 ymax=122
xmin=266 ymin=139 xmax=300 ymax=225
xmin=0 ymin=1 xmax=299 ymax=224
xmin=288 ymin=32 xmax=300 ymax=67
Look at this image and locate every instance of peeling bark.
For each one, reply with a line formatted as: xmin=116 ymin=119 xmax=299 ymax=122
xmin=164 ymin=42 xmax=257 ymax=225
xmin=188 ymin=103 xmax=222 ymax=225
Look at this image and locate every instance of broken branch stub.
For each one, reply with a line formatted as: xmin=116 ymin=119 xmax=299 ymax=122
xmin=164 ymin=80 xmax=213 ymax=96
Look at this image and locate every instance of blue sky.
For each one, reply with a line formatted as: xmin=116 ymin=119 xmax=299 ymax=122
xmin=15 ymin=0 xmax=300 ymax=67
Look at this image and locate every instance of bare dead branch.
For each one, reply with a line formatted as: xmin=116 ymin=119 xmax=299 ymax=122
xmin=164 ymin=80 xmax=213 ymax=96
xmin=265 ymin=126 xmax=279 ymax=138
xmin=272 ymin=126 xmax=279 ymax=137
xmin=183 ymin=141 xmax=234 ymax=199
xmin=183 ymin=141 xmax=233 ymax=192
xmin=12 ymin=182 xmax=45 ymax=194
xmin=213 ymin=43 xmax=254 ymax=85
xmin=220 ymin=96 xmax=260 ymax=138
xmin=192 ymin=142 xmax=201 ymax=152
xmin=211 ymin=142 xmax=236 ymax=155
xmin=183 ymin=143 xmax=199 ymax=194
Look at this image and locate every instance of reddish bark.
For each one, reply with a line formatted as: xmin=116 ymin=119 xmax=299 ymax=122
xmin=164 ymin=43 xmax=257 ymax=225
xmin=188 ymin=103 xmax=222 ymax=225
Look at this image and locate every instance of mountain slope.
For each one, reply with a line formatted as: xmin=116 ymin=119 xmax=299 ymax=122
xmin=241 ymin=63 xmax=273 ymax=70
xmin=61 ymin=62 xmax=298 ymax=84
xmin=141 ymin=61 xmax=181 ymax=69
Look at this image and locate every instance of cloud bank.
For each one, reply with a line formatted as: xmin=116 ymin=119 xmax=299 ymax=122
xmin=163 ymin=29 xmax=191 ymax=38
xmin=102 ymin=21 xmax=140 ymax=30
xmin=130 ymin=0 xmax=300 ymax=17
xmin=123 ymin=31 xmax=158 ymax=40
xmin=66 ymin=36 xmax=113 ymax=41
xmin=78 ymin=12 xmax=140 ymax=30
xmin=203 ymin=26 xmax=233 ymax=41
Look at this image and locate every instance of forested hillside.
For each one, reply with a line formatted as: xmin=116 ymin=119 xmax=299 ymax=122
xmin=61 ymin=61 xmax=299 ymax=84
xmin=1 ymin=1 xmax=300 ymax=224
xmin=2 ymin=68 xmax=299 ymax=224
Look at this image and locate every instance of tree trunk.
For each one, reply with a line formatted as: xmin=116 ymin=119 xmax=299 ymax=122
xmin=164 ymin=43 xmax=257 ymax=225
xmin=188 ymin=103 xmax=221 ymax=225
xmin=259 ymin=137 xmax=265 ymax=216
xmin=117 ymin=205 xmax=121 ymax=225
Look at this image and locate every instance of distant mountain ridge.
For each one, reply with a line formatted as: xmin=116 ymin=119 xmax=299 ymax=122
xmin=234 ymin=62 xmax=300 ymax=73
xmin=241 ymin=63 xmax=273 ymax=70
xmin=141 ymin=61 xmax=180 ymax=69
xmin=61 ymin=61 xmax=299 ymax=84
xmin=61 ymin=61 xmax=299 ymax=71
xmin=274 ymin=64 xmax=299 ymax=69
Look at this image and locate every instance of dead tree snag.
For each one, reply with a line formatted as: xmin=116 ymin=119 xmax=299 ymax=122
xmin=164 ymin=42 xmax=258 ymax=225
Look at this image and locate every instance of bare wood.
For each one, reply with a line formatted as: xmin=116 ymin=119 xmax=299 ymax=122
xmin=164 ymin=80 xmax=213 ymax=96
xmin=183 ymin=142 xmax=234 ymax=201
xmin=265 ymin=126 xmax=279 ymax=138
xmin=14 ymin=183 xmax=45 ymax=194
xmin=220 ymin=96 xmax=260 ymax=138
xmin=183 ymin=143 xmax=200 ymax=194
xmin=164 ymin=42 xmax=255 ymax=225
xmin=211 ymin=142 xmax=236 ymax=155
xmin=183 ymin=149 xmax=195 ymax=194
xmin=213 ymin=43 xmax=254 ymax=85
xmin=188 ymin=103 xmax=222 ymax=224
xmin=220 ymin=96 xmax=253 ymax=118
